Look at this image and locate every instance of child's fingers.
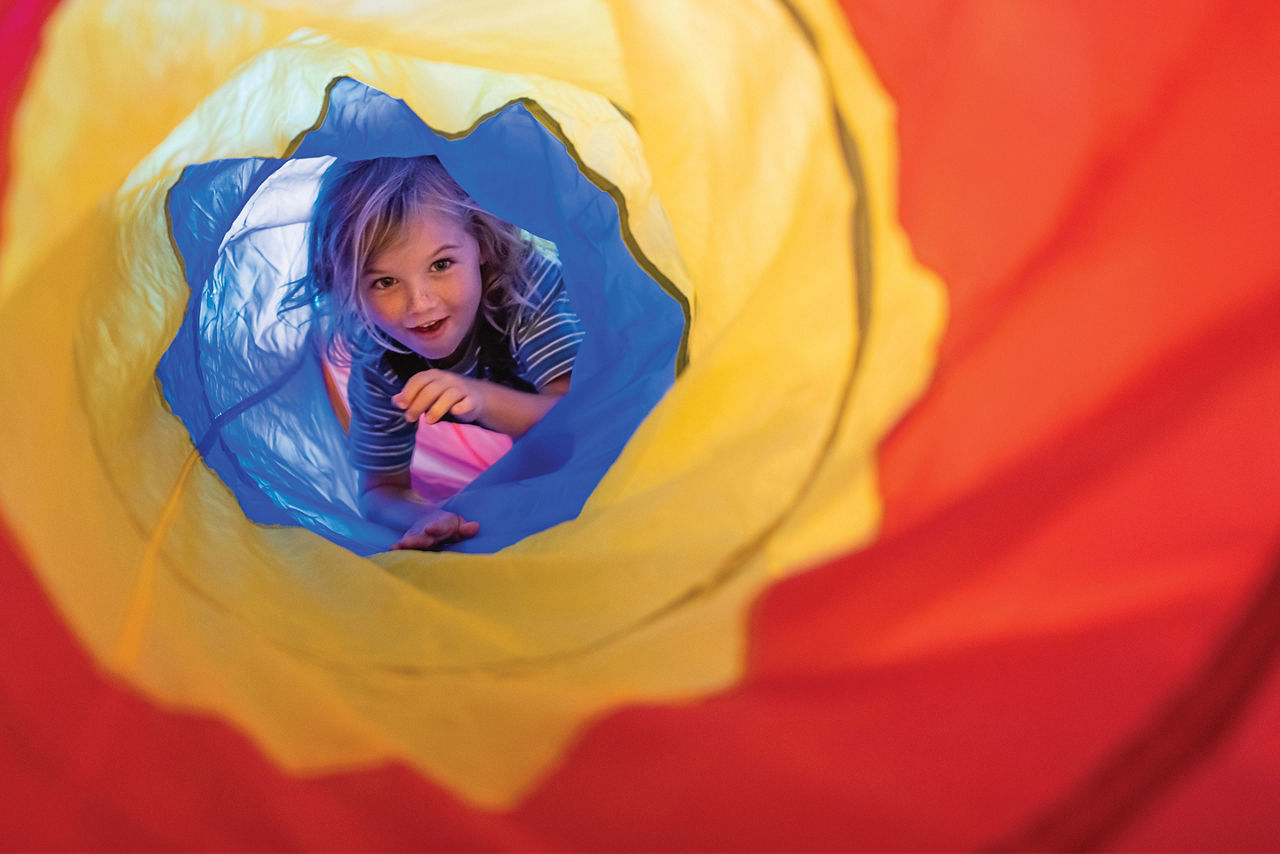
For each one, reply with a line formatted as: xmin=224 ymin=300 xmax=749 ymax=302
xmin=391 ymin=373 xmax=426 ymax=409
xmin=395 ymin=370 xmax=472 ymax=422
xmin=401 ymin=377 xmax=448 ymax=421
xmin=421 ymin=512 xmax=461 ymax=538
xmin=423 ymin=387 xmax=466 ymax=424
xmin=394 ymin=532 xmax=449 ymax=550
xmin=393 ymin=531 xmax=443 ymax=550
xmin=392 ymin=370 xmax=442 ymax=408
xmin=400 ymin=388 xmax=433 ymax=422
xmin=392 ymin=513 xmax=480 ymax=551
xmin=449 ymin=395 xmax=477 ymax=422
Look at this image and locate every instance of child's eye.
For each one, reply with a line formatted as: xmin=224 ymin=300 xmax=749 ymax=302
xmin=430 ymin=258 xmax=454 ymax=273
xmin=370 ymin=276 xmax=396 ymax=290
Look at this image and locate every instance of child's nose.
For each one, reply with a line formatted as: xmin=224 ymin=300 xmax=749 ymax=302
xmin=406 ymin=279 xmax=442 ymax=310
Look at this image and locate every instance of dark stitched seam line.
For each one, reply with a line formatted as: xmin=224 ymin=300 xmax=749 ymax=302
xmin=990 ymin=539 xmax=1280 ymax=852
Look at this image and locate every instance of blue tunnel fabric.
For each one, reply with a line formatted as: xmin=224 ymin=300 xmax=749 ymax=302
xmin=158 ymin=79 xmax=685 ymax=554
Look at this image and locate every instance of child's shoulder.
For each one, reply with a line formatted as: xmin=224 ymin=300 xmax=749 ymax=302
xmin=522 ymin=243 xmax=560 ymax=279
xmin=519 ymin=245 xmax=564 ymax=309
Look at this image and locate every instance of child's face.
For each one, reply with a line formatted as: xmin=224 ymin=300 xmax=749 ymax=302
xmin=361 ymin=208 xmax=484 ymax=365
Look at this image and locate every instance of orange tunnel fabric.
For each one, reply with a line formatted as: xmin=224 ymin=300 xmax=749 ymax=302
xmin=5 ymin=0 xmax=1280 ymax=850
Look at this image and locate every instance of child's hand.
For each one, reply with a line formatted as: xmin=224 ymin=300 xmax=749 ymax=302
xmin=391 ymin=508 xmax=480 ymax=551
xmin=392 ymin=369 xmax=485 ymax=425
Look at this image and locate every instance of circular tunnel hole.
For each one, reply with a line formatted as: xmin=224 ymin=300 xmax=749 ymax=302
xmin=157 ymin=78 xmax=687 ymax=555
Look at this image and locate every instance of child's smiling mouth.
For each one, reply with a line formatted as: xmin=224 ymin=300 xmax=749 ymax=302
xmin=411 ymin=318 xmax=448 ymax=336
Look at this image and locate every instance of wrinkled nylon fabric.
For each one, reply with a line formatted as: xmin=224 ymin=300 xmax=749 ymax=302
xmin=159 ymin=81 xmax=683 ymax=554
xmin=0 ymin=0 xmax=943 ymax=806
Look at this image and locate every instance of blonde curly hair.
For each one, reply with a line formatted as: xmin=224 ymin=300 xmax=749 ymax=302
xmin=303 ymin=155 xmax=536 ymax=363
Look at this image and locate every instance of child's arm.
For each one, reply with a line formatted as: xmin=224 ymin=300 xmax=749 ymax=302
xmin=359 ymin=470 xmax=479 ymax=550
xmin=392 ymin=369 xmax=570 ymax=438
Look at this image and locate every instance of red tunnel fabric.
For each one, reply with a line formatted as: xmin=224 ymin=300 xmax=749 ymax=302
xmin=4 ymin=0 xmax=1280 ymax=849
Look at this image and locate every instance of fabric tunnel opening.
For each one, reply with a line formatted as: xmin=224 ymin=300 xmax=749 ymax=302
xmin=157 ymin=78 xmax=687 ymax=555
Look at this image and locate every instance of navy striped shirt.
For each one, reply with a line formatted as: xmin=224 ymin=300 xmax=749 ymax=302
xmin=348 ymin=250 xmax=583 ymax=475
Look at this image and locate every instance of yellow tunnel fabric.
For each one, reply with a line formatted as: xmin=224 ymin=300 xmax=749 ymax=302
xmin=0 ymin=0 xmax=943 ymax=806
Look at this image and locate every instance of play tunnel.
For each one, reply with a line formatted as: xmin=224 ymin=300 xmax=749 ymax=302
xmin=159 ymin=77 xmax=687 ymax=554
xmin=4 ymin=1 xmax=1280 ymax=850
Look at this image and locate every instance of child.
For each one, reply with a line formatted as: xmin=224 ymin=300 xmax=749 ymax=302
xmin=305 ymin=155 xmax=583 ymax=550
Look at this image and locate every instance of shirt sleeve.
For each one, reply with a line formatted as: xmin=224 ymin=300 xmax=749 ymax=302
xmin=347 ymin=356 xmax=417 ymax=475
xmin=512 ymin=252 xmax=585 ymax=390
